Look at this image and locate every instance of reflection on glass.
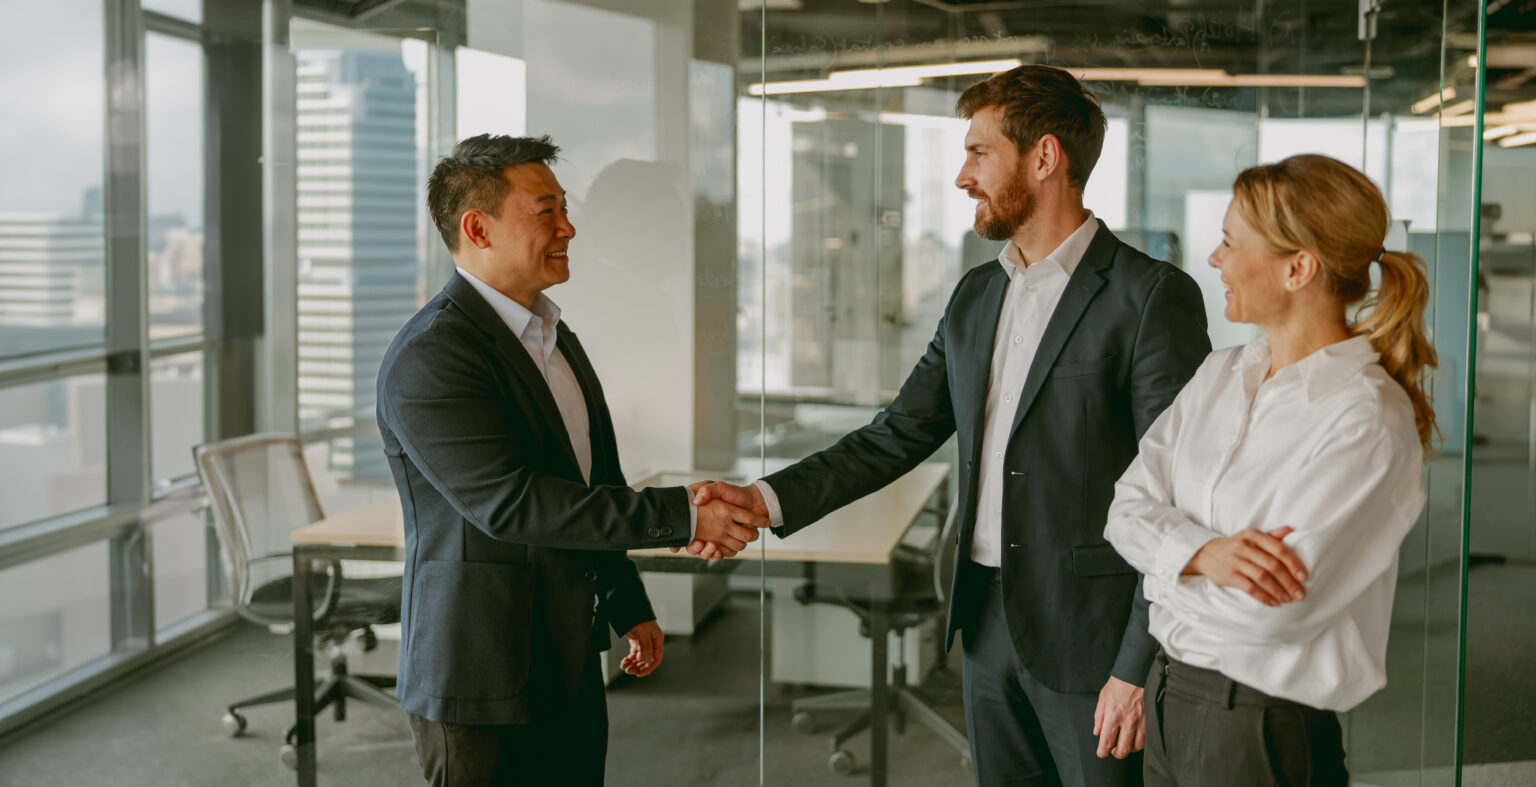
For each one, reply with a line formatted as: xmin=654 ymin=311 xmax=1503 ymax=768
xmin=142 ymin=0 xmax=200 ymax=24
xmin=146 ymin=33 xmax=206 ymax=341
xmin=0 ymin=375 xmax=107 ymax=530
xmin=150 ymin=351 xmax=204 ymax=485
xmin=152 ymin=508 xmax=210 ymax=632
xmin=0 ymin=542 xmax=111 ymax=705
xmin=292 ymin=20 xmax=427 ymax=482
xmin=0 ymin=0 xmax=104 ymax=359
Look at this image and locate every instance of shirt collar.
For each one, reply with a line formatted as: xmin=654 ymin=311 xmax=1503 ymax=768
xmin=1234 ymin=334 xmax=1380 ymax=403
xmin=455 ymin=267 xmax=562 ymax=347
xmin=997 ymin=211 xmax=1098 ymax=278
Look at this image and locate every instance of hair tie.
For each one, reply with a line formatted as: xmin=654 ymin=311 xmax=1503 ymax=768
xmin=1373 ymin=247 xmax=1387 ymax=264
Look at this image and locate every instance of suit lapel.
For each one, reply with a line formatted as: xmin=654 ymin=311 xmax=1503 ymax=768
xmin=1008 ymin=223 xmax=1116 ymax=437
xmin=442 ymin=273 xmax=582 ymax=476
xmin=555 ymin=323 xmax=614 ymax=483
xmin=966 ymin=266 xmax=1010 ymax=448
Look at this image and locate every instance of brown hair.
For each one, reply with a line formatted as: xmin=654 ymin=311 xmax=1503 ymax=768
xmin=1231 ymin=154 xmax=1438 ymax=453
xmin=955 ymin=65 xmax=1107 ymax=193
xmin=427 ymin=134 xmax=560 ymax=253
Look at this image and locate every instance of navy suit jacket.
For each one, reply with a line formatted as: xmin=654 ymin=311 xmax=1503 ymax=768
xmin=766 ymin=221 xmax=1211 ymax=693
xmin=377 ymin=273 xmax=691 ymax=725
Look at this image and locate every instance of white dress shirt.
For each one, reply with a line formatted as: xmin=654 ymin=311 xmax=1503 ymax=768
xmin=755 ymin=213 xmax=1100 ymax=562
xmin=457 ymin=267 xmax=593 ymax=483
xmin=457 ymin=268 xmax=696 ymax=541
xmin=1103 ymin=335 xmax=1425 ymax=711
xmin=969 ymin=213 xmax=1098 ymax=566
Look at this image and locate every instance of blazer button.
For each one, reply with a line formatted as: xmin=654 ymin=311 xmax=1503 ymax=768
xmin=661 ymin=526 xmax=674 ymax=537
xmin=584 ymin=569 xmax=598 ymax=583
xmin=647 ymin=527 xmax=662 ymax=538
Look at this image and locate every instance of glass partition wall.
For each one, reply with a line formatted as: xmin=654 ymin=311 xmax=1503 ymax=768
xmin=0 ymin=0 xmax=1508 ymax=784
xmin=745 ymin=2 xmax=1483 ymax=785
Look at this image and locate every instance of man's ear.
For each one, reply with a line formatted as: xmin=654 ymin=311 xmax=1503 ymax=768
xmin=461 ymin=210 xmax=491 ymax=250
xmin=1031 ymin=133 xmax=1065 ymax=184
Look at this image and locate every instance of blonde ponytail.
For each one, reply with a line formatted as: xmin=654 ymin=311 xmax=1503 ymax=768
xmin=1231 ymin=154 xmax=1438 ymax=453
xmin=1357 ymin=251 xmax=1438 ymax=452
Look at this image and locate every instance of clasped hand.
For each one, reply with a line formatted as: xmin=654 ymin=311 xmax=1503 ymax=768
xmin=1184 ymin=526 xmax=1308 ymax=606
xmin=669 ymin=481 xmax=771 ymax=560
xmin=675 ymin=481 xmax=771 ymax=560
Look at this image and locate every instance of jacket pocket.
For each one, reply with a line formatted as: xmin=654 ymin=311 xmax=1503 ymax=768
xmin=409 ymin=559 xmax=535 ymax=701
xmin=1049 ymin=355 xmax=1118 ymax=381
xmin=1070 ymin=543 xmax=1136 ymax=577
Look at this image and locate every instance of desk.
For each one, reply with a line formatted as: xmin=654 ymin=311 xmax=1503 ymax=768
xmin=288 ymin=503 xmax=404 ymax=787
xmin=288 ymin=461 xmax=948 ymax=787
xmin=631 ymin=461 xmax=950 ymax=787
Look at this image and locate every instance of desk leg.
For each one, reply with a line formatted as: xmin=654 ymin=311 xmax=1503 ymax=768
xmin=869 ymin=602 xmax=889 ymax=787
xmin=293 ymin=551 xmax=317 ymax=786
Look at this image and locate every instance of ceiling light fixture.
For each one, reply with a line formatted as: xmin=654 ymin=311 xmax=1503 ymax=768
xmin=1411 ymin=86 xmax=1457 ymax=114
xmin=1187 ymin=73 xmax=1366 ymax=88
xmin=1071 ymin=67 xmax=1230 ymax=83
xmin=750 ymin=63 xmax=1367 ymax=96
xmin=748 ymin=75 xmax=923 ymax=96
xmin=1498 ymin=130 xmax=1536 ymax=148
xmin=1441 ymin=99 xmax=1477 ymax=117
xmin=833 ymin=58 xmax=1023 ymax=82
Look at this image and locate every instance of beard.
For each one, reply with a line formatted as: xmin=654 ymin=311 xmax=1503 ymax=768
xmin=972 ymin=171 xmax=1035 ymax=241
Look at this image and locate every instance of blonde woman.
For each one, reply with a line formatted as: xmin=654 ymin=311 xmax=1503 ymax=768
xmin=1104 ymin=154 xmax=1437 ymax=786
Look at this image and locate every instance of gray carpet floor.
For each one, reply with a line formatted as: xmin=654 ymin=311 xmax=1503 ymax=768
xmin=0 ymin=593 xmax=973 ymax=787
xmin=1462 ymin=562 xmax=1536 ymax=765
xmin=0 ymin=561 xmax=1532 ymax=786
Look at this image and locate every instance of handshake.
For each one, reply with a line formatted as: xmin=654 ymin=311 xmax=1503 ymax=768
xmin=674 ymin=481 xmax=773 ymax=560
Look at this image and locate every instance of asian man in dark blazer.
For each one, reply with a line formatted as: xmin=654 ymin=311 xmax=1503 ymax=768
xmin=376 ymin=134 xmax=767 ymax=787
xmin=692 ymin=66 xmax=1211 ymax=787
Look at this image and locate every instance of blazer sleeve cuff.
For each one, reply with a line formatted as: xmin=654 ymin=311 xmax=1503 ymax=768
xmin=604 ymin=577 xmax=658 ymax=637
xmin=754 ymin=479 xmax=785 ymax=529
xmin=1109 ymin=629 xmax=1159 ymax=687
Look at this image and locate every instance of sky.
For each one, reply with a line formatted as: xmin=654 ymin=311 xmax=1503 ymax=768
xmin=1 ymin=0 xmax=203 ymax=224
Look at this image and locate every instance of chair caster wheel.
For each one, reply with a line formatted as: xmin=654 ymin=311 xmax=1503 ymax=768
xmin=791 ymin=711 xmax=818 ymax=734
xmin=222 ymin=712 xmax=247 ymax=737
xmin=280 ymin=744 xmax=298 ymax=770
xmin=829 ymin=748 xmax=856 ymax=775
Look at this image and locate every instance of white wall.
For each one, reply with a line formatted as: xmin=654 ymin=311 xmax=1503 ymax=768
xmin=506 ymin=0 xmax=697 ymax=478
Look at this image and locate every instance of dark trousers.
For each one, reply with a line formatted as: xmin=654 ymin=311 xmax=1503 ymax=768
xmin=961 ymin=568 xmax=1141 ymax=787
xmin=1144 ymin=651 xmax=1348 ymax=787
xmin=407 ymin=650 xmax=608 ymax=787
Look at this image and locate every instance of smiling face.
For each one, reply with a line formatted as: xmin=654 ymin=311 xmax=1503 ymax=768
xmin=1209 ymin=202 xmax=1292 ymax=326
xmin=955 ymin=105 xmax=1036 ymax=241
xmin=479 ymin=162 xmax=575 ymax=298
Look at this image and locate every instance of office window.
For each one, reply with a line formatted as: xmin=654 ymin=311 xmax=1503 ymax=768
xmin=0 ymin=542 xmax=111 ymax=705
xmin=146 ymin=33 xmax=206 ymax=341
xmin=291 ymin=20 xmax=428 ymax=483
xmin=142 ymin=0 xmax=200 ymax=24
xmin=0 ymin=375 xmax=108 ymax=531
xmin=150 ymin=351 xmax=205 ymax=486
xmin=151 ymin=508 xmax=211 ymax=632
xmin=0 ymin=0 xmax=105 ymax=360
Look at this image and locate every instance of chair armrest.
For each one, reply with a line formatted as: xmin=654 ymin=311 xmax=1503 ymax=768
xmin=238 ymin=554 xmax=343 ymax=626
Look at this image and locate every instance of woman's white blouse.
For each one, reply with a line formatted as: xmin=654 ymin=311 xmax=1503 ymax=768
xmin=1103 ymin=335 xmax=1425 ymax=711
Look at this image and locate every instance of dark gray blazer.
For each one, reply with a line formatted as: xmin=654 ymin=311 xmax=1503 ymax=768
xmin=377 ymin=273 xmax=692 ymax=726
xmin=766 ymin=221 xmax=1211 ymax=693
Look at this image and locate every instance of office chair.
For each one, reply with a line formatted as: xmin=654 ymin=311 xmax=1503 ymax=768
xmin=194 ymin=433 xmax=403 ymax=769
xmin=788 ymin=500 xmax=971 ymax=776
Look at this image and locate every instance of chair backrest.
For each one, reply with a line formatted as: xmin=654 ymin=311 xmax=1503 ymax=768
xmin=933 ymin=499 xmax=961 ymax=604
xmin=193 ymin=434 xmax=326 ymax=625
